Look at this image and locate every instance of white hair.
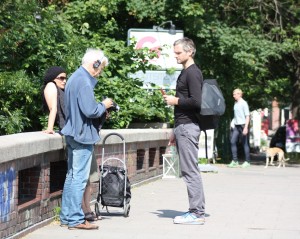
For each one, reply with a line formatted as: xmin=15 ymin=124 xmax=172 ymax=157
xmin=81 ymin=48 xmax=109 ymax=67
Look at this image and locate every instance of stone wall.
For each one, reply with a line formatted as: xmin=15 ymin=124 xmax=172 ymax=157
xmin=0 ymin=129 xmax=172 ymax=239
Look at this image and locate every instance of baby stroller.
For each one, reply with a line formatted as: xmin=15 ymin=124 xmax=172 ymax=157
xmin=94 ymin=132 xmax=131 ymax=217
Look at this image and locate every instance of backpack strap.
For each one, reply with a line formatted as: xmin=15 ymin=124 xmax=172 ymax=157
xmin=203 ymin=130 xmax=208 ymax=159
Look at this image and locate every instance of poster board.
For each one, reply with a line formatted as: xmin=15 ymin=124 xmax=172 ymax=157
xmin=127 ymin=28 xmax=184 ymax=89
xmin=286 ymin=119 xmax=300 ymax=153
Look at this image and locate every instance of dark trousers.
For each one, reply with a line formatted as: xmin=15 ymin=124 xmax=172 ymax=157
xmin=230 ymin=125 xmax=250 ymax=162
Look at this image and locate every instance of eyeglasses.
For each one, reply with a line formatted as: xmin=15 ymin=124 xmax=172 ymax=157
xmin=56 ymin=76 xmax=67 ymax=81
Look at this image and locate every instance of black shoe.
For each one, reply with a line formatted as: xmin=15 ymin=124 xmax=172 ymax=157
xmin=84 ymin=212 xmax=97 ymax=221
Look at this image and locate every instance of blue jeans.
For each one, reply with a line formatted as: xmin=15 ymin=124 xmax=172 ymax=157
xmin=60 ymin=136 xmax=94 ymax=227
xmin=230 ymin=125 xmax=250 ymax=162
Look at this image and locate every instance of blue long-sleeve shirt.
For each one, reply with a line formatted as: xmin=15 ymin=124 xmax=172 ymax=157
xmin=61 ymin=66 xmax=106 ymax=144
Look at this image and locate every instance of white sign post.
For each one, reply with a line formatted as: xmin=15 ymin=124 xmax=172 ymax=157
xmin=250 ymin=110 xmax=262 ymax=149
xmin=198 ymin=129 xmax=215 ymax=159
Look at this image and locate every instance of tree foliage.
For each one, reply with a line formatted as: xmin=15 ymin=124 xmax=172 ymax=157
xmin=0 ymin=0 xmax=299 ymax=136
xmin=0 ymin=71 xmax=39 ymax=134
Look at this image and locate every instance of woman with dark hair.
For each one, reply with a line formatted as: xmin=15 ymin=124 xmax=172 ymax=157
xmin=42 ymin=66 xmax=67 ymax=134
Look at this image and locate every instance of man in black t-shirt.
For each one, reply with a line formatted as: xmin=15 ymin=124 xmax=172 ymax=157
xmin=163 ymin=37 xmax=205 ymax=225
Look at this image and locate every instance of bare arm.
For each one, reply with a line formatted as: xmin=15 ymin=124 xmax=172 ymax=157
xmin=43 ymin=83 xmax=58 ymax=134
xmin=243 ymin=115 xmax=250 ymax=135
xmin=168 ymin=130 xmax=176 ymax=146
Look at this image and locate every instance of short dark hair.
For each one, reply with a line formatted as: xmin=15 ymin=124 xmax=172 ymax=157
xmin=173 ymin=37 xmax=196 ymax=57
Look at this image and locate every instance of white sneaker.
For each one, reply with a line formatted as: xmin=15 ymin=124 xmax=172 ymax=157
xmin=173 ymin=212 xmax=205 ymax=225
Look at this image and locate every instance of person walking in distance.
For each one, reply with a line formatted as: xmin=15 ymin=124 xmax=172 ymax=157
xmin=163 ymin=37 xmax=205 ymax=225
xmin=60 ymin=48 xmax=114 ymax=230
xmin=228 ymin=88 xmax=251 ymax=168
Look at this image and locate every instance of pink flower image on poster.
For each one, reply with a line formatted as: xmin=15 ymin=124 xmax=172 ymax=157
xmin=286 ymin=119 xmax=300 ymax=153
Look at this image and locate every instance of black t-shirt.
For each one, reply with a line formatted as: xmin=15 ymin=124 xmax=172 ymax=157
xmin=174 ymin=64 xmax=203 ymax=127
xmin=56 ymin=87 xmax=66 ymax=130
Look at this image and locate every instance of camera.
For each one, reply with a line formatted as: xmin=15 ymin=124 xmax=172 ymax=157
xmin=108 ymin=101 xmax=120 ymax=112
xmin=103 ymin=96 xmax=120 ymax=112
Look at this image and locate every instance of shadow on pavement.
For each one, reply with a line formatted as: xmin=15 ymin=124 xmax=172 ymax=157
xmin=152 ymin=210 xmax=183 ymax=218
xmin=152 ymin=210 xmax=211 ymax=219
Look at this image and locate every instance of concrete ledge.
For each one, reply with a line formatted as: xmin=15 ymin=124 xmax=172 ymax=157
xmin=99 ymin=129 xmax=172 ymax=144
xmin=0 ymin=129 xmax=173 ymax=163
xmin=0 ymin=131 xmax=63 ymax=163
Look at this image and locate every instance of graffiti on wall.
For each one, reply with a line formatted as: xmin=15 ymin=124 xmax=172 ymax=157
xmin=0 ymin=167 xmax=15 ymax=222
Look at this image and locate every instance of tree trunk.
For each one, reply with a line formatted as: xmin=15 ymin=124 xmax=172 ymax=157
xmin=291 ymin=51 xmax=300 ymax=120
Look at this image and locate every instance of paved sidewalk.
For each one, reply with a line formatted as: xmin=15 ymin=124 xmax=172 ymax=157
xmin=22 ymin=163 xmax=300 ymax=239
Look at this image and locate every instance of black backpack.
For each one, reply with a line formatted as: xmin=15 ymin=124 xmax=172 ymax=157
xmin=196 ymin=79 xmax=226 ymax=158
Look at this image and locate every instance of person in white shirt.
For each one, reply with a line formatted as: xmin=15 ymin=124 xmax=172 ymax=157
xmin=228 ymin=88 xmax=251 ymax=168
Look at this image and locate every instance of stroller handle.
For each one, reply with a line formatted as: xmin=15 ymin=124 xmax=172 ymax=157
xmin=102 ymin=132 xmax=125 ymax=146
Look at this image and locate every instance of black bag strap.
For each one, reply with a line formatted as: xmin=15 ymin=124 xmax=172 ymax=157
xmin=203 ymin=130 xmax=208 ymax=159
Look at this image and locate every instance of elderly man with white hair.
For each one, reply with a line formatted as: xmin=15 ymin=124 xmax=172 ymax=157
xmin=60 ymin=48 xmax=114 ymax=230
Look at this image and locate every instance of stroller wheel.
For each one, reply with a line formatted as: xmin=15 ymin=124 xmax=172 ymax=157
xmin=124 ymin=204 xmax=130 ymax=217
xmin=95 ymin=203 xmax=101 ymax=217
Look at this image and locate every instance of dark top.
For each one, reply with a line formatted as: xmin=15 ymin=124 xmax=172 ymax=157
xmin=174 ymin=64 xmax=203 ymax=127
xmin=56 ymin=86 xmax=65 ymax=130
xmin=42 ymin=82 xmax=66 ymax=131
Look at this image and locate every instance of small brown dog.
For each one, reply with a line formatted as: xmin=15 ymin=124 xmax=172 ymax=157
xmin=265 ymin=147 xmax=289 ymax=168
